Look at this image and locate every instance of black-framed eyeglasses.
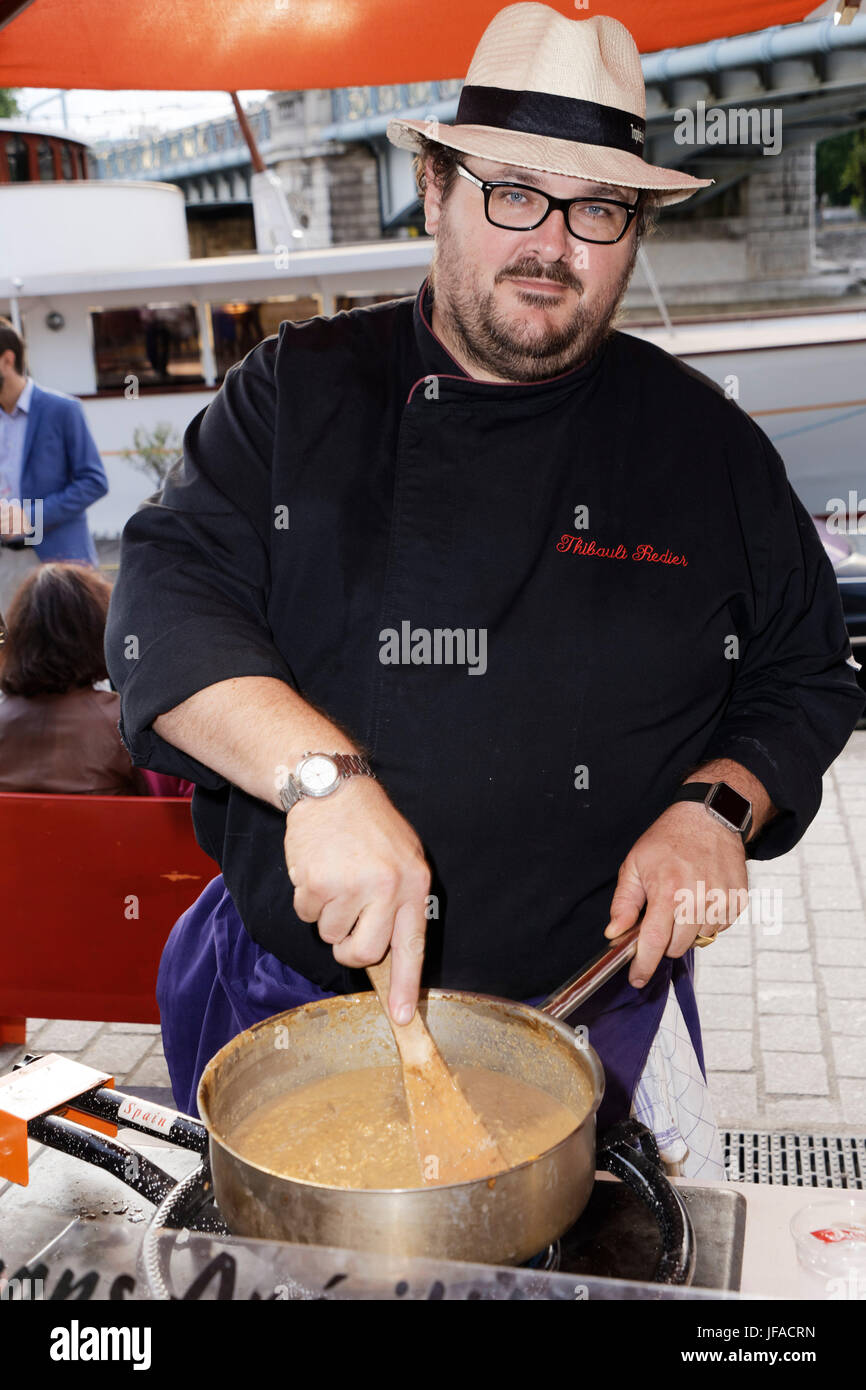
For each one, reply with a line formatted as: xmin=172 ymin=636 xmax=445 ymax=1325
xmin=455 ymin=162 xmax=638 ymax=245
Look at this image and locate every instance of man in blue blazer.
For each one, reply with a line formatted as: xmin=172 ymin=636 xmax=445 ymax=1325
xmin=0 ymin=319 xmax=108 ymax=612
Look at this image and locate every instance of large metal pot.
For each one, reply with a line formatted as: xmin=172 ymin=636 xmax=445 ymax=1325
xmin=197 ymin=986 xmax=608 ymax=1267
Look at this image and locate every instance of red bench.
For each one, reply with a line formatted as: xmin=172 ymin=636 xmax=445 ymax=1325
xmin=0 ymin=792 xmax=219 ymax=1044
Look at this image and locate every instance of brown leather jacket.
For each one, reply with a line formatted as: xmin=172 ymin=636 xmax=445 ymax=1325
xmin=0 ymin=686 xmax=148 ymax=795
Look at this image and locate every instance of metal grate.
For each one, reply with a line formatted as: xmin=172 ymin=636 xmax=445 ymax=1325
xmin=723 ymin=1131 xmax=866 ymax=1187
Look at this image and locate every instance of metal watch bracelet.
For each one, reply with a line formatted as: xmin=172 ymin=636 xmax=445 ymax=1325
xmin=279 ymin=751 xmax=375 ymax=814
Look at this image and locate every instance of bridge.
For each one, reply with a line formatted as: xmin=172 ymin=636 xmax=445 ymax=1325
xmin=92 ymin=102 xmax=271 ymax=207
xmin=326 ymin=11 xmax=866 ymax=230
xmin=89 ymin=14 xmax=866 ymax=301
xmin=93 ymin=15 xmax=866 ymax=214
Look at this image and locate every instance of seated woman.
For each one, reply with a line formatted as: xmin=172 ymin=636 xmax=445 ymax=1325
xmin=0 ymin=563 xmax=192 ymax=796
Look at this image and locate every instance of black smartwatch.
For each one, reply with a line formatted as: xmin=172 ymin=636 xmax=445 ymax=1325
xmin=670 ymin=781 xmax=753 ymax=844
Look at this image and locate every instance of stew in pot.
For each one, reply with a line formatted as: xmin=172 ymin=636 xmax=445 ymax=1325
xmin=228 ymin=1063 xmax=592 ymax=1189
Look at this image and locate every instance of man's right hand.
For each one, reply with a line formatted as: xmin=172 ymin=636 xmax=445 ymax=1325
xmin=284 ymin=778 xmax=431 ymax=1024
xmin=151 ymin=678 xmax=431 ymax=1019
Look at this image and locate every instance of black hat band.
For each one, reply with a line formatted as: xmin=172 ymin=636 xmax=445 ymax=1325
xmin=454 ymin=84 xmax=646 ymax=157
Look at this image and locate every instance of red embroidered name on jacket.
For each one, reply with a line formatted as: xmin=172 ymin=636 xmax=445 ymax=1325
xmin=556 ymin=535 xmax=688 ymax=566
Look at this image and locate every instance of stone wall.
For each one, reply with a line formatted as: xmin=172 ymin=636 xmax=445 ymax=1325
xmin=744 ymin=144 xmax=816 ymax=276
xmin=327 ymin=146 xmax=382 ymax=244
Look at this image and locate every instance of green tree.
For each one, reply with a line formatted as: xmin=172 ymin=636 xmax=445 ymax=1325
xmin=122 ymin=423 xmax=183 ymax=493
xmin=816 ymin=128 xmax=866 ymax=209
xmin=841 ymin=129 xmax=866 ymax=213
xmin=817 ymin=131 xmax=854 ymax=206
xmin=0 ymin=89 xmax=20 ymax=118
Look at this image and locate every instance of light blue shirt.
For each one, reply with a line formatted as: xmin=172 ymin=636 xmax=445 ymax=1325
xmin=0 ymin=376 xmax=34 ymax=503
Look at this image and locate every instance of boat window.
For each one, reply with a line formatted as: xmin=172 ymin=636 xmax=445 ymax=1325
xmin=210 ymin=296 xmax=322 ymax=380
xmin=334 ymin=293 xmax=405 ymax=312
xmin=37 ymin=139 xmax=55 ymax=181
xmin=90 ymin=303 xmax=204 ymax=392
xmin=5 ymin=136 xmax=30 ymax=183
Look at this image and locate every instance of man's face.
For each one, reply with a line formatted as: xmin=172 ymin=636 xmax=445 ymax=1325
xmin=0 ymin=349 xmax=22 ymax=397
xmin=423 ymin=154 xmax=641 ymax=383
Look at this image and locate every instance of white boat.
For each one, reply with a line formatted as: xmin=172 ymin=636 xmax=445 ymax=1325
xmin=627 ymin=307 xmax=866 ymax=518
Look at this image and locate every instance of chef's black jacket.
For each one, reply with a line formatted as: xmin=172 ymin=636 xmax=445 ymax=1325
xmin=105 ymin=277 xmax=865 ymax=999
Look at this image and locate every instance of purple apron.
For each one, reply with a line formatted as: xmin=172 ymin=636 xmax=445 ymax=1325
xmin=158 ymin=874 xmax=705 ymax=1135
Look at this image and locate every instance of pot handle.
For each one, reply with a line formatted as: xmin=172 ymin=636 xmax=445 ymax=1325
xmin=538 ymin=923 xmax=641 ymax=1019
xmin=596 ymin=1119 xmax=696 ymax=1285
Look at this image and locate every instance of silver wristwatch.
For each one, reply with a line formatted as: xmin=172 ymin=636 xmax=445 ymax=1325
xmin=279 ymin=751 xmax=375 ymax=814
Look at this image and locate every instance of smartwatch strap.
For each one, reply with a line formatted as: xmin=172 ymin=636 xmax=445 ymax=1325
xmin=670 ymin=781 xmax=752 ymax=844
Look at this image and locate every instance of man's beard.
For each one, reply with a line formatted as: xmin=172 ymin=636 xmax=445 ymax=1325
xmin=428 ymin=215 xmax=639 ymax=383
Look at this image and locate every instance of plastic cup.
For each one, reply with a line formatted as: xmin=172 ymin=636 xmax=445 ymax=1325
xmin=790 ymin=1196 xmax=866 ymax=1301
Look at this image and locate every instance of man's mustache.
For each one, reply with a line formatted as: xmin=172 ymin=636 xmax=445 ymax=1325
xmin=502 ymin=268 xmax=583 ymax=292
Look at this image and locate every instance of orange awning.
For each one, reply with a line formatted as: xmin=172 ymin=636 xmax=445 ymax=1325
xmin=0 ymin=0 xmax=823 ymax=91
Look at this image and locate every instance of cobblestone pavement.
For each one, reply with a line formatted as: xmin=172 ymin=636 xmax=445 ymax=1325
xmin=0 ymin=1019 xmax=171 ymax=1102
xmin=696 ymin=727 xmax=866 ymax=1133
xmin=2 ymin=730 xmax=865 ymax=1134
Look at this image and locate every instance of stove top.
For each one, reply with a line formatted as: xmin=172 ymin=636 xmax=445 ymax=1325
xmin=0 ymin=1127 xmax=747 ymax=1301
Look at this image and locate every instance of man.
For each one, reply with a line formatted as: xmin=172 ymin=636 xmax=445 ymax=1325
xmin=105 ymin=7 xmax=864 ymax=1171
xmin=0 ymin=319 xmax=108 ymax=613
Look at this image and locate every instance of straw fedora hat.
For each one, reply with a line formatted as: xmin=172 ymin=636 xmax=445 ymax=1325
xmin=386 ymin=4 xmax=712 ymax=206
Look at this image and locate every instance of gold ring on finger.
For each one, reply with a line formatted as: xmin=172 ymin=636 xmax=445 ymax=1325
xmin=694 ymin=931 xmax=719 ymax=948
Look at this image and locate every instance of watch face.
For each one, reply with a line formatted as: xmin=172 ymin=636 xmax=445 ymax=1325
xmin=709 ymin=782 xmax=751 ymax=831
xmin=298 ymin=754 xmax=340 ymax=796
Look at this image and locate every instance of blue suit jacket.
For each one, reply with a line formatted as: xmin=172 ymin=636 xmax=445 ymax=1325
xmin=19 ymin=384 xmax=108 ymax=563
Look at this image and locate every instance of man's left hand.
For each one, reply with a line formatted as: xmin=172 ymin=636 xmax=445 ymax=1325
xmin=603 ymin=801 xmax=749 ymax=988
xmin=0 ymin=501 xmax=35 ymax=539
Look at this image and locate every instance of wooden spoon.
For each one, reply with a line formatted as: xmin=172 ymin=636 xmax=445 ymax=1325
xmin=366 ymin=954 xmax=509 ymax=1186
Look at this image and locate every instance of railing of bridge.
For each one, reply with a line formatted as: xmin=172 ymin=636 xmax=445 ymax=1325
xmin=330 ymin=79 xmax=463 ymax=124
xmin=92 ymin=106 xmax=271 ymax=180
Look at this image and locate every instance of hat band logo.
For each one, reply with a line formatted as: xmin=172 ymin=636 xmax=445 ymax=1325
xmin=455 ymin=84 xmax=647 ymax=158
